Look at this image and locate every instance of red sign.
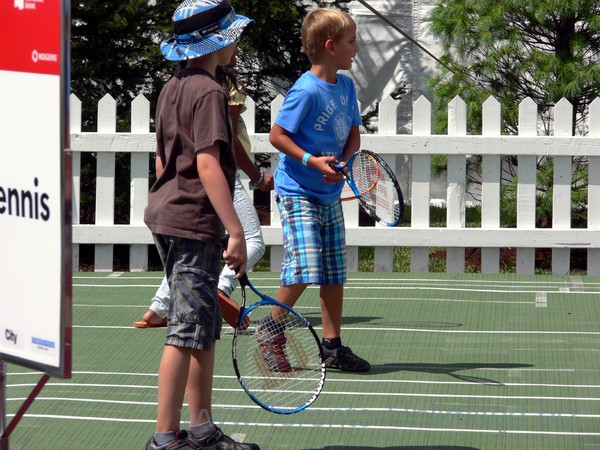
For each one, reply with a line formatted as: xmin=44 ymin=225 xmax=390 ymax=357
xmin=0 ymin=0 xmax=60 ymax=75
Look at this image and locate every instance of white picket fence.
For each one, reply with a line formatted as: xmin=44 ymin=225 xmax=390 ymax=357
xmin=69 ymin=93 xmax=600 ymax=275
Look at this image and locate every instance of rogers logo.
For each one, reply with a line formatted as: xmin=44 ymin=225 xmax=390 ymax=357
xmin=31 ymin=50 xmax=58 ymax=63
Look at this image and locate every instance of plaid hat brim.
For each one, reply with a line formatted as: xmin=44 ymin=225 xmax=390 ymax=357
xmin=161 ymin=14 xmax=252 ymax=61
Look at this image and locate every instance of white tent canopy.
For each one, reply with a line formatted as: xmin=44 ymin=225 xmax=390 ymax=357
xmin=347 ymin=0 xmax=440 ymax=132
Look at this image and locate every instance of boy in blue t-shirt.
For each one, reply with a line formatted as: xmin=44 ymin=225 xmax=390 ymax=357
xmin=264 ymin=7 xmax=370 ymax=372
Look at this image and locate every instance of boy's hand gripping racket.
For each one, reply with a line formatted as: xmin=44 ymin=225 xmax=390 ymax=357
xmin=231 ymin=272 xmax=326 ymax=414
xmin=335 ymin=149 xmax=404 ymax=226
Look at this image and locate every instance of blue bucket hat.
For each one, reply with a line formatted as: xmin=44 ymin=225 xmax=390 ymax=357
xmin=161 ymin=0 xmax=253 ymax=61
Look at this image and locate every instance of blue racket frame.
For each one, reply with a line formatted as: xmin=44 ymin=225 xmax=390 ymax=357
xmin=232 ymin=273 xmax=326 ymax=414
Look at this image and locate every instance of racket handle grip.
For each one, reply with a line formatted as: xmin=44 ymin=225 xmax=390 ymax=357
xmin=331 ymin=162 xmax=349 ymax=181
xmin=221 ymin=234 xmax=230 ymax=248
xmin=220 ymin=235 xmax=250 ymax=287
xmin=238 ymin=272 xmax=250 ymax=287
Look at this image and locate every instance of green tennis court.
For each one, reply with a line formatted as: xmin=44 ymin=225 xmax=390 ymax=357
xmin=5 ymin=272 xmax=600 ymax=449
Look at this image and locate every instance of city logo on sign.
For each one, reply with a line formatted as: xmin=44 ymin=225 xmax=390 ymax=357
xmin=5 ymin=329 xmax=18 ymax=345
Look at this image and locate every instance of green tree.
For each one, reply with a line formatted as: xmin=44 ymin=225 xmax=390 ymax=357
xmin=427 ymin=0 xmax=600 ymax=135
xmin=71 ymin=0 xmax=177 ymax=131
xmin=70 ymin=0 xmax=348 ymax=132
xmin=426 ymin=0 xmax=600 ymax=229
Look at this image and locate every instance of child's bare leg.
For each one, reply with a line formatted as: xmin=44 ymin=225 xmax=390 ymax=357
xmin=156 ymin=345 xmax=191 ymax=432
xmin=274 ymin=284 xmax=308 ymax=320
xmin=187 ymin=345 xmax=215 ymax=426
xmin=319 ymin=284 xmax=343 ymax=338
xmin=319 ymin=284 xmax=371 ymax=372
xmin=142 ymin=309 xmax=168 ymax=326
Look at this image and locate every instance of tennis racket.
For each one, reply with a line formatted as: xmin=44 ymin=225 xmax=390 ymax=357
xmin=335 ymin=149 xmax=404 ymax=226
xmin=232 ymin=272 xmax=326 ymax=414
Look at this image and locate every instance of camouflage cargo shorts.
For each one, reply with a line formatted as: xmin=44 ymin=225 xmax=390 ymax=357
xmin=153 ymin=234 xmax=222 ymax=350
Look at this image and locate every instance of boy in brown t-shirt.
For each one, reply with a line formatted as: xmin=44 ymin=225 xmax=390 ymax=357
xmin=143 ymin=1 xmax=259 ymax=448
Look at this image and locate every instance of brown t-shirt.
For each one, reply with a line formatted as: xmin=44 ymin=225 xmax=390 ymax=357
xmin=144 ymin=67 xmax=236 ymax=244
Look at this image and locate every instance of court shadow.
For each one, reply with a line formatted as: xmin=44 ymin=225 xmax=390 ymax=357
xmin=302 ymin=314 xmax=383 ymax=327
xmin=303 ymin=314 xmax=463 ymax=329
xmin=369 ymin=362 xmax=534 ymax=385
xmin=303 ymin=446 xmax=480 ymax=450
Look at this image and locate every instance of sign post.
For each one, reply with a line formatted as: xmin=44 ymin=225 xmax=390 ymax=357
xmin=0 ymin=0 xmax=71 ymax=447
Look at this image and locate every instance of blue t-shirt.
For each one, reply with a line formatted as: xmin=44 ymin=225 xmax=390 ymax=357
xmin=274 ymin=71 xmax=362 ymax=205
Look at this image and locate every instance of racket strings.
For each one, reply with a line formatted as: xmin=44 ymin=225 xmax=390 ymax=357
xmin=352 ymin=153 xmax=379 ymax=195
xmin=235 ymin=306 xmax=325 ymax=413
xmin=354 ymin=154 xmax=402 ymax=225
xmin=374 ymin=169 xmax=399 ymax=221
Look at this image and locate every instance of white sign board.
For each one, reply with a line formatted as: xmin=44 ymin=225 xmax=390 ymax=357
xmin=0 ymin=0 xmax=71 ymax=377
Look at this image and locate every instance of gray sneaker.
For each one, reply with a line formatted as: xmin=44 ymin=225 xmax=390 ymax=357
xmin=187 ymin=427 xmax=260 ymax=449
xmin=323 ymin=345 xmax=371 ymax=372
xmin=146 ymin=429 xmax=192 ymax=450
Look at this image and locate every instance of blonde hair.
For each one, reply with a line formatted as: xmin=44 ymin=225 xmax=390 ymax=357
xmin=301 ymin=8 xmax=356 ymax=64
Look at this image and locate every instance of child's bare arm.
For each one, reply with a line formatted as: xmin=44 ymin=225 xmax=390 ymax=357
xmin=341 ymin=125 xmax=361 ymax=163
xmin=196 ymin=144 xmax=247 ymax=276
xmin=155 ymin=155 xmax=165 ymax=178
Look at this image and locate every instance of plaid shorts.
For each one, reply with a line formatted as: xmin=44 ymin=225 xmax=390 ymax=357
xmin=276 ymin=195 xmax=346 ymax=286
xmin=152 ymin=234 xmax=222 ymax=350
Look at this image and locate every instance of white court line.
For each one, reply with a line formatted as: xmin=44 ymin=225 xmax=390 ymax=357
xmin=73 ymin=284 xmax=161 ymax=288
xmin=72 ymin=282 xmax=600 ymax=296
xmin=72 ymin=299 xmax=527 ymax=308
xmin=337 ymin=327 xmax=600 ymax=335
xmin=73 ymin=281 xmax=600 ymax=295
xmin=8 ymin=371 xmax=600 ymax=389
xmin=74 ymin=285 xmax=600 ymax=298
xmin=72 ymin=303 xmax=324 ymax=311
xmin=73 ymin=276 xmax=162 ymax=280
xmin=343 ymin=286 xmax=600 ymax=295
xmin=76 ymin=304 xmax=153 ymax=308
xmin=69 ymin=324 xmax=600 ymax=335
xmin=6 ymin=414 xmax=155 ymax=424
xmin=5 ymin=413 xmax=600 ymax=436
xmin=214 ymin=420 xmax=600 ymax=436
xmin=72 ymin=278 xmax=584 ymax=289
xmin=7 ymin=396 xmax=156 ymax=406
xmin=69 ymin=282 xmax=583 ymax=295
xmin=344 ymin=296 xmax=534 ymax=304
xmin=344 ymin=283 xmax=570 ymax=291
xmin=73 ymin=273 xmax=600 ymax=289
xmin=74 ymin=325 xmax=161 ymax=329
xmin=313 ymin=276 xmax=600 ymax=287
xmin=7 ymin=398 xmax=600 ymax=420
xmin=68 ymin=324 xmax=600 ymax=335
xmin=6 ymin=383 xmax=600 ymax=402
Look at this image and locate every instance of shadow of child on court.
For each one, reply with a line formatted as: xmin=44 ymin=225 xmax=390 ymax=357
xmin=367 ymin=362 xmax=534 ymax=385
